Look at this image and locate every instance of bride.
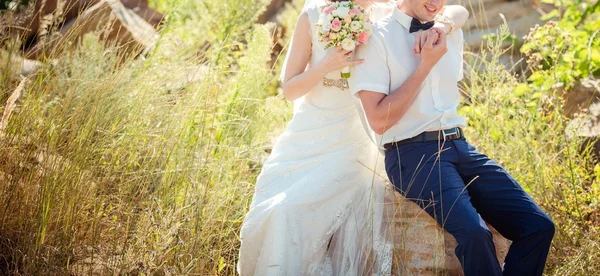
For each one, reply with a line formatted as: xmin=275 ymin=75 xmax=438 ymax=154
xmin=237 ymin=0 xmax=469 ymax=275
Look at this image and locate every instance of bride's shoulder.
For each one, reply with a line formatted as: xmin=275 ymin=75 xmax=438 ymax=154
xmin=303 ymin=2 xmax=326 ymax=13
xmin=301 ymin=3 xmax=324 ymax=22
xmin=371 ymin=15 xmax=393 ymax=31
xmin=369 ymin=1 xmax=396 ymax=23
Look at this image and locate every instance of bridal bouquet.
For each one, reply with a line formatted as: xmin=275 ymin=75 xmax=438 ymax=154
xmin=316 ymin=1 xmax=372 ymax=78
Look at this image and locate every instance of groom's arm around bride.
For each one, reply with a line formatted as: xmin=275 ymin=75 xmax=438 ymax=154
xmin=349 ymin=1 xmax=555 ymax=275
xmin=356 ymin=27 xmax=446 ymax=135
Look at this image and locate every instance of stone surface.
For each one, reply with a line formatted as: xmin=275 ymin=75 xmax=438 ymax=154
xmin=18 ymin=0 xmax=100 ymax=45
xmin=258 ymin=0 xmax=290 ymax=24
xmin=392 ymin=194 xmax=511 ymax=275
xmin=3 ymin=0 xmax=163 ymax=58
xmin=563 ymin=79 xmax=600 ymax=119
xmin=448 ymin=0 xmax=553 ymax=70
xmin=25 ymin=0 xmax=159 ymax=59
xmin=565 ymin=79 xmax=600 ymax=157
xmin=0 ymin=50 xmax=44 ymax=79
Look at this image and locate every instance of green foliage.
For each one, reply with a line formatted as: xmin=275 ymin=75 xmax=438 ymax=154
xmin=463 ymin=14 xmax=600 ymax=275
xmin=0 ymin=0 xmax=31 ymax=11
xmin=522 ymin=0 xmax=600 ymax=90
xmin=163 ymin=0 xmax=272 ymax=67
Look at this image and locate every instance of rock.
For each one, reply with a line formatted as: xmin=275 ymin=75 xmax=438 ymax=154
xmin=128 ymin=5 xmax=163 ymax=28
xmin=14 ymin=0 xmax=101 ymax=46
xmin=565 ymin=79 xmax=600 ymax=157
xmin=0 ymin=50 xmax=44 ymax=79
xmin=121 ymin=0 xmax=164 ymax=28
xmin=25 ymin=0 xmax=159 ymax=59
xmin=563 ymin=79 xmax=600 ymax=119
xmin=448 ymin=0 xmax=553 ymax=70
xmin=257 ymin=0 xmax=290 ymax=24
xmin=567 ymin=103 xmax=600 ymax=157
xmin=4 ymin=0 xmax=163 ymax=57
xmin=393 ymin=194 xmax=511 ymax=275
xmin=19 ymin=57 xmax=44 ymax=76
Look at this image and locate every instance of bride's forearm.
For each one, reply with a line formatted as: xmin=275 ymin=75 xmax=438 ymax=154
xmin=282 ymin=63 xmax=329 ymax=101
xmin=439 ymin=5 xmax=469 ymax=32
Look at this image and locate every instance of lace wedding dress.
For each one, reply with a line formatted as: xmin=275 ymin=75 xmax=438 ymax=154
xmin=237 ymin=2 xmax=396 ymax=275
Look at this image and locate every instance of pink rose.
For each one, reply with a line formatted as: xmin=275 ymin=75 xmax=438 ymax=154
xmin=324 ymin=6 xmax=336 ymax=14
xmin=344 ymin=16 xmax=352 ymax=24
xmin=357 ymin=32 xmax=370 ymax=44
xmin=349 ymin=8 xmax=361 ymax=16
xmin=331 ymin=18 xmax=342 ymax=32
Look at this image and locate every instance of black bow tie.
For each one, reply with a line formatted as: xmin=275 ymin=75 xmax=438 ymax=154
xmin=409 ymin=18 xmax=435 ymax=33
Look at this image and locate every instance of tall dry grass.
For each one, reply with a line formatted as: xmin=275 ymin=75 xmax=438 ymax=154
xmin=0 ymin=0 xmax=598 ymax=275
xmin=0 ymin=0 xmax=294 ymax=274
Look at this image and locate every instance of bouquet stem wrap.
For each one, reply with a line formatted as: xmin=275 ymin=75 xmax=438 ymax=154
xmin=341 ymin=66 xmax=351 ymax=78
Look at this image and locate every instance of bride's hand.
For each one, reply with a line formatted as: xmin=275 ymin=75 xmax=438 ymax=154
xmin=413 ymin=29 xmax=440 ymax=56
xmin=317 ymin=46 xmax=365 ymax=73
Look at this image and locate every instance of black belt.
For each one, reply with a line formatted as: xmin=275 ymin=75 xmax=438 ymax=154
xmin=383 ymin=127 xmax=463 ymax=151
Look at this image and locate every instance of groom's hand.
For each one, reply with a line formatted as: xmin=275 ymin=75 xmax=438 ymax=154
xmin=419 ymin=28 xmax=447 ymax=67
xmin=414 ymin=29 xmax=440 ymax=56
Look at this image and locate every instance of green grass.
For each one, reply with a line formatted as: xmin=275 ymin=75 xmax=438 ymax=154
xmin=0 ymin=0 xmax=599 ymax=275
xmin=460 ymin=22 xmax=600 ymax=275
xmin=0 ymin=0 xmax=292 ymax=273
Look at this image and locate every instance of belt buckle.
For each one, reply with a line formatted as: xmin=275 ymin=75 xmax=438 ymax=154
xmin=442 ymin=128 xmax=459 ymax=142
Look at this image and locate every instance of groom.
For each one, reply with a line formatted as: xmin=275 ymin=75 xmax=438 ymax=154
xmin=350 ymin=0 xmax=555 ymax=275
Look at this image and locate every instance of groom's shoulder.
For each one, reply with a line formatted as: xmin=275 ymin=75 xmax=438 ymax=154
xmin=372 ymin=16 xmax=394 ymax=34
xmin=371 ymin=16 xmax=402 ymax=42
xmin=366 ymin=18 xmax=394 ymax=50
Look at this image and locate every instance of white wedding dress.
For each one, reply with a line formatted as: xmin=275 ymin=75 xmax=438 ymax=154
xmin=237 ymin=2 xmax=395 ymax=275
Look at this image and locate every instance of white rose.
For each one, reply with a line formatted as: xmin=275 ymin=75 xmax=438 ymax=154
xmin=350 ymin=21 xmax=361 ymax=32
xmin=321 ymin=22 xmax=332 ymax=33
xmin=327 ymin=13 xmax=334 ymax=22
xmin=363 ymin=21 xmax=372 ymax=31
xmin=341 ymin=38 xmax=356 ymax=51
xmin=336 ymin=6 xmax=350 ymax=18
xmin=329 ymin=32 xmax=338 ymax=40
xmin=318 ymin=14 xmax=327 ymax=25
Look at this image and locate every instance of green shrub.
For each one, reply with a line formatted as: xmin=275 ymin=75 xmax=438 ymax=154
xmin=463 ymin=11 xmax=600 ymax=274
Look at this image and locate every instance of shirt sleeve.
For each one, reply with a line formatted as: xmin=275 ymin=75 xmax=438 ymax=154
xmin=349 ymin=32 xmax=391 ymax=96
xmin=450 ymin=28 xmax=465 ymax=81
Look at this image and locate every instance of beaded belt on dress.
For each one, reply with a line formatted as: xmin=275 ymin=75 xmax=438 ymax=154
xmin=322 ymin=78 xmax=349 ymax=90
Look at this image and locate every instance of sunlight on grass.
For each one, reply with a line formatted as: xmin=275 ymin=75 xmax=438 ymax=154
xmin=0 ymin=0 xmax=598 ymax=275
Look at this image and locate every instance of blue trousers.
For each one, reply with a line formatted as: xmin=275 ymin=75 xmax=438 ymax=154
xmin=385 ymin=137 xmax=555 ymax=276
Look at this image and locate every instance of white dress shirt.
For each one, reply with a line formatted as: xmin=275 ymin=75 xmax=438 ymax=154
xmin=350 ymin=6 xmax=466 ymax=145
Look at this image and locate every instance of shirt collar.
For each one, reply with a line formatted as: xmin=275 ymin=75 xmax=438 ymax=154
xmin=392 ymin=5 xmax=414 ymax=31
